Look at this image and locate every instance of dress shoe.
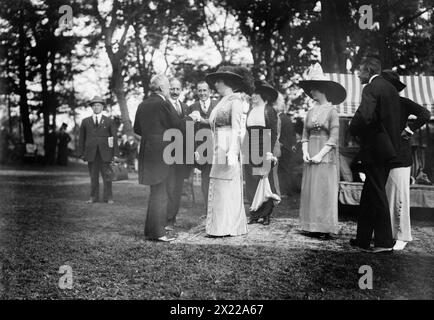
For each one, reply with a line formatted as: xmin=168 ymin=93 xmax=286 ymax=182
xmin=248 ymin=218 xmax=258 ymax=225
xmin=157 ymin=235 xmax=175 ymax=242
xmin=262 ymin=216 xmax=270 ymax=225
xmin=106 ymin=200 xmax=114 ymax=204
xmin=349 ymin=238 xmax=370 ymax=250
xmin=165 ymin=225 xmax=174 ymax=231
xmin=85 ymin=199 xmax=97 ymax=203
xmin=393 ymin=240 xmax=407 ymax=251
xmin=321 ymin=233 xmax=337 ymax=240
xmin=370 ymin=246 xmax=393 ymax=253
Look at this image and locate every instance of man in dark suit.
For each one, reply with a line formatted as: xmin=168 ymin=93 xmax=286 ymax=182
xmin=349 ymin=57 xmax=402 ymax=253
xmin=273 ymin=95 xmax=297 ymax=197
xmin=79 ymin=96 xmax=119 ymax=204
xmin=165 ymin=78 xmax=191 ymax=230
xmin=134 ymin=75 xmax=187 ymax=241
xmin=188 ymin=81 xmax=218 ymax=205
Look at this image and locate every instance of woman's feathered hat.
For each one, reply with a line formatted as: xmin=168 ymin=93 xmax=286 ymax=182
xmin=298 ymin=63 xmax=347 ymax=105
xmin=381 ymin=69 xmax=406 ymax=92
xmin=205 ymin=65 xmax=255 ymax=95
xmin=254 ymin=80 xmax=279 ymax=103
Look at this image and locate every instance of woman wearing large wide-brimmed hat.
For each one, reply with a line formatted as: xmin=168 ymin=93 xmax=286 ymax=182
xmin=298 ymin=63 xmax=346 ymax=239
xmin=244 ymin=80 xmax=280 ymax=226
xmin=204 ymin=65 xmax=254 ymax=237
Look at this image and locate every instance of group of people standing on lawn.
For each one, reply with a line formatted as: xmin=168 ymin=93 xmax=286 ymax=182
xmin=78 ymin=56 xmax=430 ymax=252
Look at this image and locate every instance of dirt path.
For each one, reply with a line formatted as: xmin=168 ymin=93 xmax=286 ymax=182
xmin=174 ymin=216 xmax=434 ymax=256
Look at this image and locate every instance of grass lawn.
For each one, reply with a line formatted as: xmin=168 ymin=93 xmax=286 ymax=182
xmin=0 ymin=162 xmax=433 ymax=299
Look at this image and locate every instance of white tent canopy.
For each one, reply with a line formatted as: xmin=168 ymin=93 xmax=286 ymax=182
xmin=325 ymin=73 xmax=434 ymax=119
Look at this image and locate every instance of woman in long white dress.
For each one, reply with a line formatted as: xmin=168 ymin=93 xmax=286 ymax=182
xmin=204 ymin=66 xmax=254 ymax=237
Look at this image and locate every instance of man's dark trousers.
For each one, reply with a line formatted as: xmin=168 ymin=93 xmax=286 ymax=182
xmin=201 ymin=165 xmax=211 ymax=205
xmin=356 ymin=164 xmax=394 ymax=248
xmin=88 ymin=149 xmax=113 ymax=202
xmin=145 ymin=181 xmax=167 ymax=239
xmin=166 ymin=165 xmax=185 ymax=226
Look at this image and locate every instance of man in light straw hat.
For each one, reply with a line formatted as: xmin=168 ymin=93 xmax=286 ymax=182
xmin=79 ymin=96 xmax=119 ymax=204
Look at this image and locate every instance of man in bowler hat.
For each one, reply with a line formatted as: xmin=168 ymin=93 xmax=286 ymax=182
xmin=79 ymin=96 xmax=119 ymax=204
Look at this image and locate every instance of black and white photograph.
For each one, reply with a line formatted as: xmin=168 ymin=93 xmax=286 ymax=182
xmin=0 ymin=0 xmax=433 ymax=307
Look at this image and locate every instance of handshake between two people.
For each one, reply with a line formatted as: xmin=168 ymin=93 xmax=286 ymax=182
xmin=188 ymin=111 xmax=203 ymax=123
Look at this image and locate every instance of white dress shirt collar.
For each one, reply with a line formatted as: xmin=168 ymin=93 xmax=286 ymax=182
xmin=93 ymin=113 xmax=102 ymax=123
xmin=369 ymin=74 xmax=379 ymax=84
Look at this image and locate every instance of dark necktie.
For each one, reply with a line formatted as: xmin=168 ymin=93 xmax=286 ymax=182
xmin=201 ymin=101 xmax=205 ymax=114
xmin=95 ymin=117 xmax=98 ymax=126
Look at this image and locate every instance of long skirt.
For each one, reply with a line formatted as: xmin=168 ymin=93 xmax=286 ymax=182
xmin=206 ymin=162 xmax=248 ymax=236
xmin=386 ymin=166 xmax=412 ymax=242
xmin=299 ymin=163 xmax=338 ymax=234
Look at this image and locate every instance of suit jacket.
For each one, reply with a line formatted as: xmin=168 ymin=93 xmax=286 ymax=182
xmin=78 ymin=115 xmax=119 ymax=162
xmin=279 ymin=112 xmax=296 ymax=151
xmin=189 ymin=99 xmax=219 ymax=120
xmin=349 ymin=75 xmax=401 ymax=165
xmin=188 ymin=99 xmax=219 ymax=169
xmin=134 ymin=94 xmax=186 ymax=185
xmin=389 ymin=97 xmax=430 ymax=168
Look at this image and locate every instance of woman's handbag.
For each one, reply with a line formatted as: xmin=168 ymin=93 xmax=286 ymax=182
xmin=111 ymin=161 xmax=129 ymax=181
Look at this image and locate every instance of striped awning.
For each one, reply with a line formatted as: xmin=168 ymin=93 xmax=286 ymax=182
xmin=325 ymin=73 xmax=434 ymax=119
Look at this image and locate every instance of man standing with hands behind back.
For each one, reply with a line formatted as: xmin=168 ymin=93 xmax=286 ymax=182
xmin=79 ymin=96 xmax=119 ymax=204
xmin=349 ymin=57 xmax=402 ymax=253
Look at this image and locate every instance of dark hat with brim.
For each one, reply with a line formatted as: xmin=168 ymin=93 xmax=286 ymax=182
xmin=299 ymin=80 xmax=347 ymax=105
xmin=205 ymin=67 xmax=243 ymax=88
xmin=298 ymin=63 xmax=347 ymax=105
xmin=89 ymin=96 xmax=106 ymax=106
xmin=381 ymin=70 xmax=406 ymax=92
xmin=254 ymin=80 xmax=278 ymax=103
xmin=205 ymin=65 xmax=254 ymax=95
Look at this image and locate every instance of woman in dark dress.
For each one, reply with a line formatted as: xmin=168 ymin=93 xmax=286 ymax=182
xmin=244 ymin=80 xmax=279 ymax=225
xmin=57 ymin=124 xmax=71 ymax=166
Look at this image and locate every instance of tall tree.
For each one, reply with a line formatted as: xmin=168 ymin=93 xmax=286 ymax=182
xmin=223 ymin=0 xmax=318 ymax=88
xmin=318 ymin=0 xmax=352 ymax=72
xmin=0 ymin=0 xmax=35 ymax=144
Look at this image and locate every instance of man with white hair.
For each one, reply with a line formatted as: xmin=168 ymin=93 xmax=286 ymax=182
xmin=134 ymin=74 xmax=187 ymax=242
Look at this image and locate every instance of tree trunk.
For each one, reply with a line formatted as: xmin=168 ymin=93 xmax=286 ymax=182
xmin=378 ymin=0 xmax=393 ymax=69
xmin=50 ymin=51 xmax=57 ymax=127
xmin=41 ymin=59 xmax=50 ymax=157
xmin=320 ymin=0 xmax=349 ymax=73
xmin=18 ymin=10 xmax=33 ymax=144
xmin=111 ymin=62 xmax=133 ymax=135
